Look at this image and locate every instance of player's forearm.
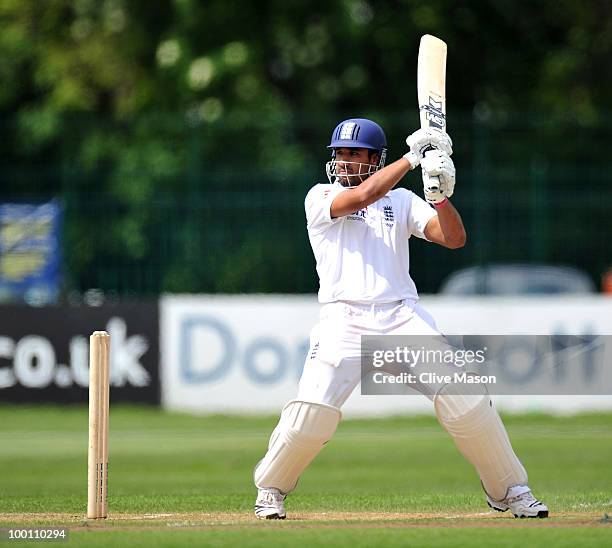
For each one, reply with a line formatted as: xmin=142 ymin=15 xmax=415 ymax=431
xmin=354 ymin=158 xmax=413 ymax=207
xmin=435 ymin=200 xmax=466 ymax=248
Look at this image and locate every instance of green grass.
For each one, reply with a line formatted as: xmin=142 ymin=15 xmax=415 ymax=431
xmin=1 ymin=405 xmax=611 ymax=546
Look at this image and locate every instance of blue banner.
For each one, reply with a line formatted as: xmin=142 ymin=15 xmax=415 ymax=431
xmin=0 ymin=201 xmax=62 ymax=304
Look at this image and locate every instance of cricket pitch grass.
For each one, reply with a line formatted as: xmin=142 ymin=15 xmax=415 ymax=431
xmin=1 ymin=405 xmax=610 ymax=546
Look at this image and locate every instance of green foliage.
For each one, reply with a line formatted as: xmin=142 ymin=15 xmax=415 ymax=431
xmin=1 ymin=1 xmax=611 ymax=295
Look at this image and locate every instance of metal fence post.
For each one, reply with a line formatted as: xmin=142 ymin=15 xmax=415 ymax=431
xmin=472 ymin=106 xmax=490 ymax=269
xmin=530 ymin=156 xmax=548 ymax=263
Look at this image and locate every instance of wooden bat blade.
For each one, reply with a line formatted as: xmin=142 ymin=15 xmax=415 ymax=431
xmin=417 ymin=34 xmax=447 ymax=131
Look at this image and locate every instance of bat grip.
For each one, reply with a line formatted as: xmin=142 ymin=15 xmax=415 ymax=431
xmin=421 ymin=144 xmax=440 ymax=191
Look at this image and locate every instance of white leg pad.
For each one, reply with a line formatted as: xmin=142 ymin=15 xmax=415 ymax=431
xmin=434 ymin=384 xmax=528 ymax=501
xmin=254 ymin=400 xmax=341 ymax=494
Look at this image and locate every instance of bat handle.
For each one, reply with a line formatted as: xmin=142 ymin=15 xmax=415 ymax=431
xmin=426 ymin=175 xmax=441 ymax=192
xmin=421 ymin=144 xmax=440 ymax=191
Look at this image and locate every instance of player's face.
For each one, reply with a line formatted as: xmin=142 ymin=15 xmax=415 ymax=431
xmin=333 ymin=148 xmax=379 ymax=187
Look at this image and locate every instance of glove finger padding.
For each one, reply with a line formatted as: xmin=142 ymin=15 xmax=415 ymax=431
xmin=421 ymin=150 xmax=456 ymax=204
xmin=406 ymin=128 xmax=453 ymax=157
xmin=422 ymin=171 xmax=447 ymax=204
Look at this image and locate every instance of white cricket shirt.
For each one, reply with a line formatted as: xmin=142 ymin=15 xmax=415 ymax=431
xmin=305 ymin=182 xmax=436 ymax=304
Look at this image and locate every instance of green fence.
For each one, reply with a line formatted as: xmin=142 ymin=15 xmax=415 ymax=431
xmin=2 ymin=111 xmax=611 ymax=297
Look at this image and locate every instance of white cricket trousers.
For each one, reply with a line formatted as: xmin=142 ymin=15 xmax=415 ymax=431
xmin=255 ymin=300 xmax=529 ymax=501
xmin=297 ymin=299 xmax=444 ymax=406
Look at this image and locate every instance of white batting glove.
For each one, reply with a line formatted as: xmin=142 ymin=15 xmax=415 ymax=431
xmin=421 ymin=149 xmax=455 ymax=205
xmin=404 ymin=128 xmax=453 ymax=169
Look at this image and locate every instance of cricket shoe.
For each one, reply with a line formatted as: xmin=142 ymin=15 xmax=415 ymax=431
xmin=487 ymin=485 xmax=549 ymax=518
xmin=254 ymin=487 xmax=286 ymax=520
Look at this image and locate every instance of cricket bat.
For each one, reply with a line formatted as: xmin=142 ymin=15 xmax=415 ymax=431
xmin=417 ymin=34 xmax=447 ymax=190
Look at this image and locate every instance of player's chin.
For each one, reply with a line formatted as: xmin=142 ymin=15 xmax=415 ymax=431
xmin=339 ymin=175 xmax=364 ymax=187
xmin=349 ymin=176 xmax=367 ymax=187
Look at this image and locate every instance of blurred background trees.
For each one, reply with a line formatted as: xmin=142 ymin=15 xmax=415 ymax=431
xmin=1 ymin=0 xmax=611 ymax=297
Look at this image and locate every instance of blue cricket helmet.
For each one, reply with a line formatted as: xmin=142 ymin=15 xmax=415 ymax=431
xmin=328 ymin=118 xmax=387 ymax=152
xmin=325 ymin=118 xmax=388 ymax=185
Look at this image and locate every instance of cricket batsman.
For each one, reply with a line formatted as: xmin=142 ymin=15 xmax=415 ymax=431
xmin=253 ymin=118 xmax=548 ymax=520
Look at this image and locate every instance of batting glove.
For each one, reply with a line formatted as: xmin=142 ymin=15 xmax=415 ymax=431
xmin=421 ymin=149 xmax=455 ymax=205
xmin=404 ymin=128 xmax=453 ymax=169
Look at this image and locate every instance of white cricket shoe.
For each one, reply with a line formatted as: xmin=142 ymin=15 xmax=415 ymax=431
xmin=487 ymin=485 xmax=549 ymax=518
xmin=254 ymin=487 xmax=286 ymax=520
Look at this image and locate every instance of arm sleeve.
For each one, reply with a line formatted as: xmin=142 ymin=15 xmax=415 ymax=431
xmin=305 ymin=184 xmax=348 ymax=235
xmin=407 ymin=190 xmax=437 ymax=240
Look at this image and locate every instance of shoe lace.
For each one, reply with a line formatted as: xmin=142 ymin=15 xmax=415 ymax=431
xmin=261 ymin=490 xmax=285 ymax=504
xmin=507 ymin=490 xmax=537 ymax=506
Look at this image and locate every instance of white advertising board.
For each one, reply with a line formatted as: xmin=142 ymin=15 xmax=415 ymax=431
xmin=161 ymin=295 xmax=612 ymax=416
